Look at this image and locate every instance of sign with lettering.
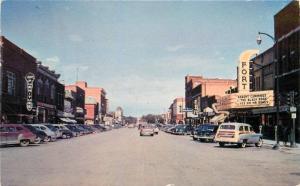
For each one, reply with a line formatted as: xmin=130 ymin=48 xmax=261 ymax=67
xmin=25 ymin=72 xmax=35 ymax=111
xmin=237 ymin=50 xmax=259 ymax=93
xmin=217 ymin=90 xmax=274 ymax=110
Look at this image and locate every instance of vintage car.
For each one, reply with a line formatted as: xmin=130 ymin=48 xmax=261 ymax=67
xmin=214 ymin=122 xmax=263 ymax=148
xmin=192 ymin=124 xmax=218 ymax=142
xmin=140 ymin=124 xmax=154 ymax=136
xmin=0 ymin=124 xmax=36 ymax=147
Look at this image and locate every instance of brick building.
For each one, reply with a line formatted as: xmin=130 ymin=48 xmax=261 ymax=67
xmin=250 ymin=1 xmax=300 ymax=142
xmin=185 ymin=75 xmax=237 ymax=111
xmin=1 ymin=36 xmax=37 ymax=123
xmin=36 ymin=63 xmax=64 ymax=123
xmin=75 ymin=81 xmax=107 ymax=123
xmin=171 ymin=98 xmax=185 ymax=124
xmin=85 ymin=97 xmax=98 ymax=125
xmin=65 ymin=85 xmax=85 ymax=124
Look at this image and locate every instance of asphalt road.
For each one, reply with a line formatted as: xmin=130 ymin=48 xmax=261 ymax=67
xmin=1 ymin=128 xmax=300 ymax=186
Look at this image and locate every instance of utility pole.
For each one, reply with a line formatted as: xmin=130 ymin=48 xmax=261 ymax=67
xmin=287 ymin=91 xmax=297 ymax=148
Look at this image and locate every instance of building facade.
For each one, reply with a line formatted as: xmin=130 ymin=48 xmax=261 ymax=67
xmin=85 ymin=97 xmax=98 ymax=125
xmin=185 ymin=75 xmax=237 ymax=124
xmin=65 ymin=85 xmax=85 ymax=124
xmin=36 ymin=63 xmax=64 ymax=123
xmin=63 ymin=89 xmax=76 ymax=122
xmin=171 ymin=98 xmax=185 ymax=124
xmin=248 ymin=1 xmax=300 ymax=142
xmin=75 ymin=81 xmax=107 ymax=123
xmin=114 ymin=107 xmax=123 ymax=124
xmin=1 ymin=36 xmax=37 ymax=123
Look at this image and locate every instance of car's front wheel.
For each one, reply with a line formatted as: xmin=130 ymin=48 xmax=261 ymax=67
xmin=44 ymin=136 xmax=51 ymax=142
xmin=219 ymin=142 xmax=225 ymax=147
xmin=238 ymin=140 xmax=247 ymax=148
xmin=255 ymin=138 xmax=263 ymax=147
xmin=34 ymin=137 xmax=41 ymax=144
xmin=20 ymin=140 xmax=30 ymax=147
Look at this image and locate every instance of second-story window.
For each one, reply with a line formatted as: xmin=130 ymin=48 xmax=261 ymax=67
xmin=7 ymin=71 xmax=16 ymax=96
xmin=51 ymin=84 xmax=55 ymax=100
xmin=37 ymin=79 xmax=43 ymax=96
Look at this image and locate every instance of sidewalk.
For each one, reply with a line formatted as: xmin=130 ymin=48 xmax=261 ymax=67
xmin=263 ymin=139 xmax=300 ymax=155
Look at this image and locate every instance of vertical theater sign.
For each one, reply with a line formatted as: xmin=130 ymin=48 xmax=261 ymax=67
xmin=217 ymin=49 xmax=274 ymax=111
xmin=25 ymin=72 xmax=35 ymax=111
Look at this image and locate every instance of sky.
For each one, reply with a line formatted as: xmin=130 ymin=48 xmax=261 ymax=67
xmin=1 ymin=0 xmax=289 ymax=117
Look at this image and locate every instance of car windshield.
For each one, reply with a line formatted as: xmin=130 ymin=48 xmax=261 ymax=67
xmin=45 ymin=125 xmax=57 ymax=131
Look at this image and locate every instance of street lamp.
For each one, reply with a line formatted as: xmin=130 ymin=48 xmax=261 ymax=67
xmin=256 ymin=31 xmax=279 ymax=150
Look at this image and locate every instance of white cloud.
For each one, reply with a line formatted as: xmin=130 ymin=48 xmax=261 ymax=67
xmin=166 ymin=44 xmax=185 ymax=52
xmin=68 ymin=34 xmax=83 ymax=42
xmin=43 ymin=56 xmax=60 ymax=70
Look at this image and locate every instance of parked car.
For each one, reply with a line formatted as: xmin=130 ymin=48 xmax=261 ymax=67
xmin=65 ymin=125 xmax=82 ymax=136
xmin=79 ymin=125 xmax=95 ymax=134
xmin=93 ymin=124 xmax=106 ymax=132
xmin=23 ymin=124 xmax=47 ymax=144
xmin=214 ymin=122 xmax=263 ymax=148
xmin=45 ymin=124 xmax=62 ymax=138
xmin=172 ymin=125 xmax=194 ymax=135
xmin=52 ymin=124 xmax=74 ymax=138
xmin=0 ymin=124 xmax=36 ymax=147
xmin=30 ymin=124 xmax=57 ymax=142
xmin=192 ymin=124 xmax=218 ymax=142
xmin=140 ymin=124 xmax=154 ymax=136
xmin=166 ymin=126 xmax=176 ymax=133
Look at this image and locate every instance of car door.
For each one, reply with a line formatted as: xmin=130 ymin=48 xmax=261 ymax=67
xmin=6 ymin=126 xmax=19 ymax=144
xmin=248 ymin=126 xmax=258 ymax=143
xmin=0 ymin=126 xmax=8 ymax=144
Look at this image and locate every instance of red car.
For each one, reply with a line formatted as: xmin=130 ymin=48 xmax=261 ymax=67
xmin=0 ymin=124 xmax=36 ymax=147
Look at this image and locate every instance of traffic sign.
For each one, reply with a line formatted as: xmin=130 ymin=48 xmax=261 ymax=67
xmin=291 ymin=113 xmax=296 ymax=119
xmin=290 ymin=106 xmax=297 ymax=112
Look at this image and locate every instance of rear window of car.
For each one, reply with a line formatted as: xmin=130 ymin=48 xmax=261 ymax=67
xmin=220 ymin=125 xmax=235 ymax=130
xmin=142 ymin=125 xmax=152 ymax=129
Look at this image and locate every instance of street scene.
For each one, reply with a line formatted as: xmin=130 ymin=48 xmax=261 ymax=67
xmin=1 ymin=128 xmax=300 ymax=186
xmin=1 ymin=1 xmax=300 ymax=186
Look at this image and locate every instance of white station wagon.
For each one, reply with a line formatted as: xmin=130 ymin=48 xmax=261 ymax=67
xmin=214 ymin=122 xmax=263 ymax=148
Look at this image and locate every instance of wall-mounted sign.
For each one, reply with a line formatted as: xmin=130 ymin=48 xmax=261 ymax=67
xmin=25 ymin=72 xmax=35 ymax=111
xmin=238 ymin=50 xmax=259 ymax=93
xmin=217 ymin=90 xmax=274 ymax=110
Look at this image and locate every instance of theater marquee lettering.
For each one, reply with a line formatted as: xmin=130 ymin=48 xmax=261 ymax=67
xmin=25 ymin=72 xmax=35 ymax=111
xmin=236 ymin=93 xmax=271 ymax=107
xmin=216 ymin=90 xmax=274 ymax=110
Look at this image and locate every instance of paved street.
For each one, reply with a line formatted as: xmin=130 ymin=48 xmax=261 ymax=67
xmin=1 ymin=128 xmax=300 ymax=186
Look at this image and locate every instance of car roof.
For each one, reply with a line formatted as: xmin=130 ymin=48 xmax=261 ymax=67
xmin=220 ymin=122 xmax=251 ymax=127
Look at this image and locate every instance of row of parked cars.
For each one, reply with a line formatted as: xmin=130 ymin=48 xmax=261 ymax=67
xmin=162 ymin=122 xmax=263 ymax=148
xmin=0 ymin=123 xmax=114 ymax=147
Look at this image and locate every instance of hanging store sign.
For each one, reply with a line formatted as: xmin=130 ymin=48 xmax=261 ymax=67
xmin=217 ymin=90 xmax=274 ymax=110
xmin=25 ymin=72 xmax=35 ymax=111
